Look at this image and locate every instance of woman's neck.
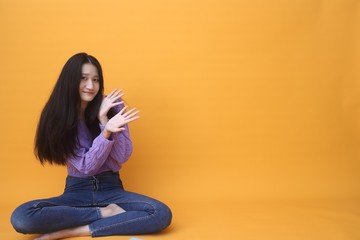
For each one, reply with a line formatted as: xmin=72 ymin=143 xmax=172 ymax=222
xmin=79 ymin=101 xmax=88 ymax=120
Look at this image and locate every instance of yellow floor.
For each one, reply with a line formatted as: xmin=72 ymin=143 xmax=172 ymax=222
xmin=1 ymin=1 xmax=360 ymax=239
xmin=2 ymin=198 xmax=360 ymax=240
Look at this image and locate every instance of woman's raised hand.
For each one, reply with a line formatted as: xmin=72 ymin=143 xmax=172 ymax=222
xmin=98 ymin=89 xmax=124 ymax=125
xmin=103 ymin=106 xmax=140 ymax=137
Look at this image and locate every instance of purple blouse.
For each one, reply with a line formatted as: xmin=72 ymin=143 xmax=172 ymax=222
xmin=66 ymin=105 xmax=133 ymax=178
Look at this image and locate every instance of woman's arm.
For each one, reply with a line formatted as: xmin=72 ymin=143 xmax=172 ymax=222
xmin=94 ymin=90 xmax=139 ymax=171
xmin=102 ymin=101 xmax=135 ymax=170
xmin=67 ymin=128 xmax=115 ymax=176
xmin=105 ymin=124 xmax=133 ymax=170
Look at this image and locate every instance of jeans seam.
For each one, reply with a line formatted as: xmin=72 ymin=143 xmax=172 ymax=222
xmin=33 ymin=202 xmax=94 ymax=208
xmin=92 ymin=215 xmax=151 ymax=237
xmin=89 ymin=223 xmax=95 ymax=236
xmin=91 ymin=201 xmax=157 ymax=236
xmin=96 ymin=207 xmax=102 ymax=218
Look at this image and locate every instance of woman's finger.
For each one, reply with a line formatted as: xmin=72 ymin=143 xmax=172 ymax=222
xmin=113 ymin=127 xmax=126 ymax=133
xmin=111 ymin=101 xmax=124 ymax=107
xmin=110 ymin=94 xmax=124 ymax=102
xmin=124 ymin=110 xmax=140 ymax=120
xmin=110 ymin=89 xmax=123 ymax=99
xmin=123 ymin=116 xmax=140 ymax=125
xmin=123 ymin=107 xmax=137 ymax=117
xmin=114 ymin=89 xmax=123 ymax=95
xmin=107 ymin=89 xmax=118 ymax=98
xmin=119 ymin=105 xmax=128 ymax=115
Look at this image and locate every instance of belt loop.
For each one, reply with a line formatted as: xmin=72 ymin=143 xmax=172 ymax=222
xmin=92 ymin=176 xmax=99 ymax=191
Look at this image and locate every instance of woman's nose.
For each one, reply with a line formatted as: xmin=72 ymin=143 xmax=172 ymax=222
xmin=85 ymin=79 xmax=94 ymax=89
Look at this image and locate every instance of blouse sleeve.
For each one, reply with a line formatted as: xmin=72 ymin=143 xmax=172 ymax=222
xmin=67 ymin=132 xmax=115 ymax=176
xmin=100 ymin=101 xmax=133 ymax=171
xmin=104 ymin=125 xmax=133 ymax=171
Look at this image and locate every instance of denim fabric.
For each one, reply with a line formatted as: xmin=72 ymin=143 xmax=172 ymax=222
xmin=11 ymin=171 xmax=172 ymax=237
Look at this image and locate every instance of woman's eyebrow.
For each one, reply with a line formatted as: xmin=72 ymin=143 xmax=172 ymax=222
xmin=82 ymin=73 xmax=99 ymax=77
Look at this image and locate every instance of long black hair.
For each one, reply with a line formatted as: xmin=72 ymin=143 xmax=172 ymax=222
xmin=35 ymin=53 xmax=106 ymax=165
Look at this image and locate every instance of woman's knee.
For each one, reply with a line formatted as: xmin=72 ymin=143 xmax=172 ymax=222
xmin=11 ymin=202 xmax=41 ymax=234
xmin=11 ymin=205 xmax=30 ymax=233
xmin=154 ymin=201 xmax=172 ymax=231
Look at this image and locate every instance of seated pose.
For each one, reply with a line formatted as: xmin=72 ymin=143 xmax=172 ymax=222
xmin=11 ymin=53 xmax=172 ymax=240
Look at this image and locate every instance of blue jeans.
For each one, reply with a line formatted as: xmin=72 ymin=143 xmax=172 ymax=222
xmin=11 ymin=171 xmax=172 ymax=237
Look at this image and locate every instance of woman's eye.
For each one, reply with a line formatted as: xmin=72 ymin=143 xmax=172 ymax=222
xmin=93 ymin=79 xmax=99 ymax=82
xmin=81 ymin=76 xmax=87 ymax=81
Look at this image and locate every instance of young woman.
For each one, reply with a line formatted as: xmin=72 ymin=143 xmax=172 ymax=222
xmin=10 ymin=53 xmax=172 ymax=240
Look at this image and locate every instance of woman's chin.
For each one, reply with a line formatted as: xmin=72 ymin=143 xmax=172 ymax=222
xmin=81 ymin=96 xmax=95 ymax=102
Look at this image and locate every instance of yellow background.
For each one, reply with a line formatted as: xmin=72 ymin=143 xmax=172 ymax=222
xmin=1 ymin=0 xmax=360 ymax=239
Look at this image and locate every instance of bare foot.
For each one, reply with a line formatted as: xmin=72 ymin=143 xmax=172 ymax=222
xmin=100 ymin=203 xmax=126 ymax=218
xmin=33 ymin=204 xmax=125 ymax=240
xmin=33 ymin=225 xmax=90 ymax=240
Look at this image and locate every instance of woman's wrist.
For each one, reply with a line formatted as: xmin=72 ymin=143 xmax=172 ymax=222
xmin=99 ymin=116 xmax=109 ymax=125
xmin=102 ymin=128 xmax=112 ymax=139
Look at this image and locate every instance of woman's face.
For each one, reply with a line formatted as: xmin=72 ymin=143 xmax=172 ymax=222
xmin=79 ymin=63 xmax=100 ymax=106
